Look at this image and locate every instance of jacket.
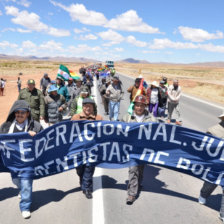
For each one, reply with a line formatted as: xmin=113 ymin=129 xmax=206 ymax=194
xmin=18 ymin=88 xmax=45 ymax=121
xmin=127 ymin=85 xmax=146 ymax=102
xmin=122 ymin=110 xmax=157 ymax=123
xmin=40 ymin=77 xmax=51 ymax=88
xmin=44 ymin=94 xmax=67 ymax=124
xmin=57 ymin=84 xmax=70 ymax=102
xmin=106 ymin=83 xmax=123 ymax=102
xmin=167 ymin=85 xmax=181 ymax=104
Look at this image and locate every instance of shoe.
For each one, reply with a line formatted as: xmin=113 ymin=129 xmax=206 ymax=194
xmin=21 ymin=211 xmax=31 ymax=219
xmin=175 ymin=121 xmax=182 ymax=126
xmin=219 ymin=216 xmax=224 ymax=223
xmin=198 ymin=196 xmax=206 ymax=205
xmin=18 ymin=193 xmax=21 ymax=199
xmin=126 ymin=195 xmax=136 ymax=205
xmin=167 ymin=119 xmax=171 ymax=124
xmin=83 ymin=190 xmax=92 ymax=199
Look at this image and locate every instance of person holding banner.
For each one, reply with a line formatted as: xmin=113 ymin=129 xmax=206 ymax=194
xmin=198 ymin=111 xmax=224 ymax=222
xmin=122 ymin=95 xmax=157 ymax=205
xmin=0 ymin=100 xmax=43 ymax=219
xmin=71 ymin=98 xmax=103 ymax=199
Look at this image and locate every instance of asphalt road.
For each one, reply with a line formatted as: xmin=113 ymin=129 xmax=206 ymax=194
xmin=0 ymin=73 xmax=223 ymax=224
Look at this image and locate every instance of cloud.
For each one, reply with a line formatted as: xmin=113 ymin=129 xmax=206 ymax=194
xmin=74 ymin=27 xmax=90 ymax=34
xmin=17 ymin=28 xmax=31 ymax=33
xmin=50 ymin=1 xmax=160 ymax=34
xmin=5 ymin=6 xmax=70 ymax=37
xmin=79 ymin=34 xmax=98 ymax=40
xmin=0 ymin=10 xmax=2 ymax=16
xmin=6 ymin=0 xmax=31 ymax=8
xmin=149 ymin=38 xmax=198 ymax=49
xmin=50 ymin=0 xmax=108 ymax=26
xmin=106 ymin=10 xmax=160 ymax=34
xmin=126 ymin=35 xmax=147 ymax=47
xmin=22 ymin=40 xmax=36 ymax=48
xmin=98 ymin=29 xmax=125 ymax=45
xmin=114 ymin=47 xmax=124 ymax=52
xmin=178 ymin=26 xmax=224 ymax=42
xmin=39 ymin=40 xmax=63 ymax=51
xmin=199 ymin=43 xmax=224 ymax=53
xmin=0 ymin=41 xmax=18 ymax=48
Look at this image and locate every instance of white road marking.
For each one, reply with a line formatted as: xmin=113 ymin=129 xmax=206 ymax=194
xmin=92 ymin=77 xmax=105 ymax=224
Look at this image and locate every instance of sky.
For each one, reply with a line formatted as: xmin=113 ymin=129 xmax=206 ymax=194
xmin=1 ymin=0 xmax=224 ymax=63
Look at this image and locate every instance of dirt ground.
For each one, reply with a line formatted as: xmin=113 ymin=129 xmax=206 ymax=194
xmin=0 ymin=60 xmax=223 ymax=124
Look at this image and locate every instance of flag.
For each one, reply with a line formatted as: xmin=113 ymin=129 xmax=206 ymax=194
xmin=128 ymin=78 xmax=144 ymax=114
xmin=57 ymin=64 xmax=70 ymax=81
xmin=69 ymin=70 xmax=80 ymax=80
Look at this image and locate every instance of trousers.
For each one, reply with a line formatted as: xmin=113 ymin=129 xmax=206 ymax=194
xmin=127 ymin=165 xmax=145 ymax=196
xmin=76 ymin=165 xmax=95 ymax=191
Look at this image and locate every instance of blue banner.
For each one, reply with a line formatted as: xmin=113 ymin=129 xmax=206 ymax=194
xmin=0 ymin=121 xmax=224 ymax=186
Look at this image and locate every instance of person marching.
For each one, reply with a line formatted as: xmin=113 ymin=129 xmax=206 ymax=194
xmin=18 ymin=79 xmax=45 ymax=122
xmin=167 ymin=79 xmax=182 ymax=125
xmin=122 ymin=95 xmax=157 ymax=205
xmin=146 ymin=81 xmax=160 ymax=117
xmin=40 ymin=73 xmax=51 ymax=96
xmin=127 ymin=77 xmax=146 ymax=103
xmin=44 ymin=85 xmax=67 ymax=126
xmin=56 ymin=76 xmax=70 ymax=102
xmin=158 ymin=80 xmax=168 ymax=118
xmin=17 ymin=77 xmax=22 ymax=92
xmin=198 ymin=111 xmax=224 ymax=222
xmin=71 ymin=98 xmax=103 ymax=199
xmin=0 ymin=100 xmax=43 ymax=219
xmin=70 ymin=86 xmax=94 ymax=117
xmin=106 ymin=76 xmax=123 ymax=121
xmin=99 ymin=77 xmax=110 ymax=115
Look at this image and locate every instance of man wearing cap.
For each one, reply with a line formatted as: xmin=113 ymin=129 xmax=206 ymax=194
xmin=71 ymin=98 xmax=103 ymax=199
xmin=18 ymin=79 xmax=45 ymax=122
xmin=167 ymin=79 xmax=182 ymax=125
xmin=198 ymin=111 xmax=224 ymax=222
xmin=127 ymin=77 xmax=146 ymax=103
xmin=40 ymin=73 xmax=51 ymax=96
xmin=122 ymin=95 xmax=157 ymax=205
xmin=44 ymin=85 xmax=67 ymax=126
xmin=106 ymin=76 xmax=123 ymax=121
xmin=56 ymin=76 xmax=70 ymax=102
xmin=0 ymin=100 xmax=43 ymax=219
xmin=70 ymin=86 xmax=94 ymax=117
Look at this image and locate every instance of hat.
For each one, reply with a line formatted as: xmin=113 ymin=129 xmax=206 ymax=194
xmin=48 ymin=85 xmax=58 ymax=93
xmin=68 ymin=77 xmax=73 ymax=81
xmin=113 ymin=76 xmax=119 ymax=81
xmin=151 ymin=81 xmax=159 ymax=87
xmin=82 ymin=98 xmax=95 ymax=105
xmin=27 ymin=79 xmax=35 ymax=85
xmin=80 ymin=86 xmax=89 ymax=94
xmin=218 ymin=111 xmax=224 ymax=119
xmin=135 ymin=78 xmax=142 ymax=82
xmin=44 ymin=73 xmax=48 ymax=77
xmin=15 ymin=108 xmax=29 ymax=112
xmin=160 ymin=80 xmax=165 ymax=84
xmin=134 ymin=95 xmax=148 ymax=105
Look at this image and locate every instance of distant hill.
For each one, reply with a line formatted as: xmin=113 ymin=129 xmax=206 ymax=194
xmin=0 ymin=54 xmax=99 ymax=63
xmin=118 ymin=58 xmax=150 ymax=64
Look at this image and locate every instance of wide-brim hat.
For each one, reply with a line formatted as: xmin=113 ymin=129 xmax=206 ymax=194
xmin=218 ymin=111 xmax=224 ymax=119
xmin=151 ymin=81 xmax=159 ymax=87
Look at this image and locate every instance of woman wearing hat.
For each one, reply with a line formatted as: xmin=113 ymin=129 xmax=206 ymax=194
xmin=198 ymin=110 xmax=224 ymax=222
xmin=146 ymin=81 xmax=161 ymax=117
